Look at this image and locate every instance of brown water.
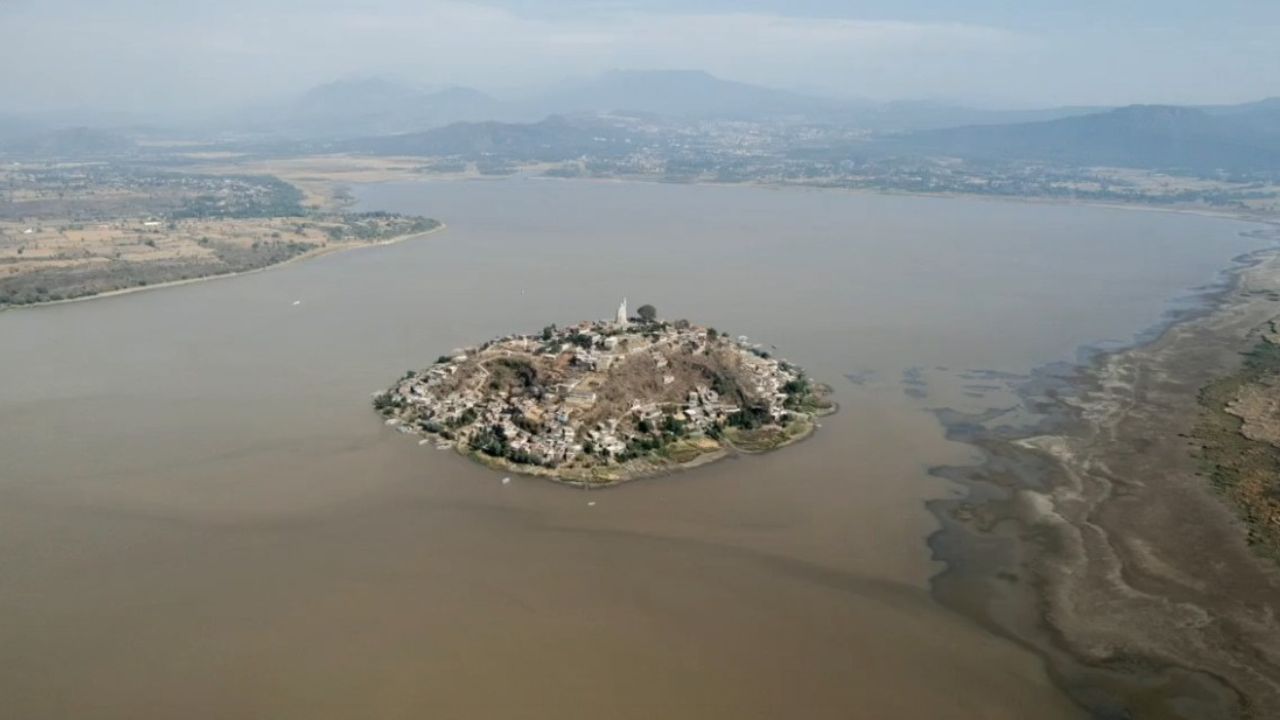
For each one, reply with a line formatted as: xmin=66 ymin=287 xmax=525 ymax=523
xmin=0 ymin=179 xmax=1265 ymax=719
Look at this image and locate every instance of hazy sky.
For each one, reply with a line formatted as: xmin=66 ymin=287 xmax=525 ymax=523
xmin=3 ymin=0 xmax=1278 ymax=114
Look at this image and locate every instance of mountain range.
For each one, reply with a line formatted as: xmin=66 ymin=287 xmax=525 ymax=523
xmin=251 ymin=78 xmax=512 ymax=137
xmin=264 ymin=70 xmax=1113 ymax=137
xmin=889 ymin=102 xmax=1280 ymax=173
xmin=346 ymin=115 xmax=639 ymax=161
xmin=3 ymin=69 xmax=1277 ymax=174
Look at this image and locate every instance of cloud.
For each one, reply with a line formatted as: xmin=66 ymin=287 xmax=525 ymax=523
xmin=0 ymin=0 xmax=1274 ymax=113
xmin=0 ymin=0 xmax=1030 ymax=109
xmin=588 ymin=12 xmax=1032 ymax=93
xmin=274 ymin=4 xmax=1032 ymax=97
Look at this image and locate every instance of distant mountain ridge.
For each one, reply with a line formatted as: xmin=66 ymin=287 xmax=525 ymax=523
xmin=529 ymin=69 xmax=851 ymax=120
xmin=860 ymin=100 xmax=1110 ymax=131
xmin=338 ymin=88 xmax=1280 ymax=175
xmin=6 ymin=69 xmax=1279 ymax=176
xmin=266 ymin=78 xmax=513 ymax=137
xmin=892 ymin=103 xmax=1280 ymax=173
xmin=274 ymin=71 xmax=1115 ymax=135
xmin=524 ymin=70 xmax=1115 ymax=129
xmin=346 ymin=115 xmax=639 ymax=161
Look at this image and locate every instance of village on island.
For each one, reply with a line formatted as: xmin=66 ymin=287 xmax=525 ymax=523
xmin=374 ymin=300 xmax=834 ymax=484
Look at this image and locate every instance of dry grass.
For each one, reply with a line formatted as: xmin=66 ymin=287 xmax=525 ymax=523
xmin=0 ymin=217 xmax=322 ymax=277
xmin=0 ymin=159 xmax=441 ymax=306
xmin=183 ymin=154 xmax=434 ymax=209
xmin=0 ymin=214 xmax=438 ymax=306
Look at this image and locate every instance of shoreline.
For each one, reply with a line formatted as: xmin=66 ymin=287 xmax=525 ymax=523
xmin=458 ymin=410 xmax=827 ymax=488
xmin=926 ymin=228 xmax=1280 ymax=716
xmin=424 ymin=167 xmax=1278 ymax=226
xmin=0 ymin=223 xmax=447 ymax=312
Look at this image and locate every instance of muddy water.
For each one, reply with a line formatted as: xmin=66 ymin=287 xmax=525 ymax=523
xmin=0 ymin=179 xmax=1265 ymax=719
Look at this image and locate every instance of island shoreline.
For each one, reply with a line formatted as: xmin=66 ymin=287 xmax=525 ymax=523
xmin=448 ymin=400 xmax=839 ymax=489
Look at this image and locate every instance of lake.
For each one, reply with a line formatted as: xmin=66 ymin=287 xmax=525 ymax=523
xmin=0 ymin=178 xmax=1264 ymax=719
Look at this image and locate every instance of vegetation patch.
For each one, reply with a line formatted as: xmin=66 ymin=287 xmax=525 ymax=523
xmin=1193 ymin=327 xmax=1280 ymax=560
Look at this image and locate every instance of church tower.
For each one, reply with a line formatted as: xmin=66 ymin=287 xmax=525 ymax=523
xmin=615 ymin=297 xmax=628 ymax=326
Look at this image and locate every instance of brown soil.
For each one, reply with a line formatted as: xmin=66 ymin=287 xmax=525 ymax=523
xmin=933 ymin=244 xmax=1280 ymax=718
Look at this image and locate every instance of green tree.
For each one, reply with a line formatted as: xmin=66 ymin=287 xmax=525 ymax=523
xmin=637 ymin=304 xmax=657 ymax=323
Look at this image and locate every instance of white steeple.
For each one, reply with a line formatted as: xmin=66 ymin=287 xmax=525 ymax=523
xmin=615 ymin=297 xmax=628 ymax=326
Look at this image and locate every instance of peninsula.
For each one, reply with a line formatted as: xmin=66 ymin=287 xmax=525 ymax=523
xmin=0 ymin=162 xmax=440 ymax=308
xmin=374 ymin=301 xmax=834 ymax=484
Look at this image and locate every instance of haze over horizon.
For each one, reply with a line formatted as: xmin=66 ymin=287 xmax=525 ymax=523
xmin=3 ymin=0 xmax=1279 ymax=118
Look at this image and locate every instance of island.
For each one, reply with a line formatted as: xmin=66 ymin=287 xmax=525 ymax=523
xmin=374 ymin=300 xmax=835 ymax=485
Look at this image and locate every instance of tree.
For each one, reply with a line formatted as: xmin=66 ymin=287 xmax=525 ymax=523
xmin=783 ymin=376 xmax=810 ymax=396
xmin=727 ymin=404 xmax=771 ymax=430
xmin=663 ymin=414 xmax=686 ymax=436
xmin=637 ymin=304 xmax=657 ymax=323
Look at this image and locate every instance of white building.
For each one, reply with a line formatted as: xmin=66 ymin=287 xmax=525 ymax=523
xmin=615 ymin=297 xmax=628 ymax=327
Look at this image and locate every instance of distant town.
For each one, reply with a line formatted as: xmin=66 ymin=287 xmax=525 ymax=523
xmin=375 ymin=300 xmax=834 ymax=484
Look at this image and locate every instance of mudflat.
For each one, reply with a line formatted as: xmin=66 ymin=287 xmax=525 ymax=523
xmin=932 ymin=234 xmax=1280 ymax=718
